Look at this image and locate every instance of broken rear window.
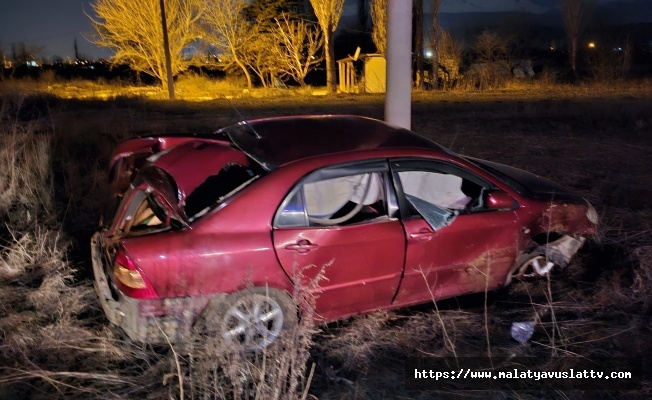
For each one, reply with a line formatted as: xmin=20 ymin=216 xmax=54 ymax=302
xmin=184 ymin=162 xmax=263 ymax=221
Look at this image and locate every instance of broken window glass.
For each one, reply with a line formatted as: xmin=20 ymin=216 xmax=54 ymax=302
xmin=396 ymin=167 xmax=490 ymax=230
xmin=184 ymin=163 xmax=261 ymax=220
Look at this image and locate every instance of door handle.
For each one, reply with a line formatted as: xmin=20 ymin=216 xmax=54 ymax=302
xmin=409 ymin=229 xmax=434 ymax=241
xmin=285 ymin=239 xmax=318 ymax=254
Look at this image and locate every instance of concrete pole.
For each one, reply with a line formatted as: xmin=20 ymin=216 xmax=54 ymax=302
xmin=385 ymin=0 xmax=412 ymax=130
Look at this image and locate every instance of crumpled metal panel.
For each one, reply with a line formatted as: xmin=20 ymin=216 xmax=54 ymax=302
xmin=540 ymin=235 xmax=586 ymax=268
xmin=538 ymin=203 xmax=596 ymax=235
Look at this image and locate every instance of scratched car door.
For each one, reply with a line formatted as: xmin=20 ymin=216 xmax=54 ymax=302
xmin=390 ymin=159 xmax=520 ymax=305
xmin=272 ymin=161 xmax=406 ymax=321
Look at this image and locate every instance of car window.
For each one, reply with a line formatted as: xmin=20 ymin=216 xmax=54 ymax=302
xmin=117 ymin=190 xmax=171 ymax=237
xmin=184 ymin=162 xmax=262 ymax=221
xmin=276 ymin=171 xmax=390 ymax=228
xmin=399 ymin=171 xmax=473 ymax=210
xmin=394 ymin=162 xmax=492 ymax=230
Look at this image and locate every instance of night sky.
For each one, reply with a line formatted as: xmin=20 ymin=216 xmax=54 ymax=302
xmin=1 ymin=0 xmax=650 ymax=60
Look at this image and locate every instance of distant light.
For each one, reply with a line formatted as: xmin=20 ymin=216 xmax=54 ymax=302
xmin=613 ymin=47 xmax=623 ymax=52
xmin=588 ymin=42 xmax=596 ymax=49
xmin=550 ymin=46 xmax=555 ymax=51
xmin=424 ymin=50 xmax=433 ymax=58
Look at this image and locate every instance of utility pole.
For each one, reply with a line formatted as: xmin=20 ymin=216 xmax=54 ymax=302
xmin=385 ymin=0 xmax=412 ymax=129
xmin=160 ymin=0 xmax=175 ymax=99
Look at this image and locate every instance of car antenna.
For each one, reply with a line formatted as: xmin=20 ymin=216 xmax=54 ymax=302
xmin=223 ymin=95 xmax=261 ymax=139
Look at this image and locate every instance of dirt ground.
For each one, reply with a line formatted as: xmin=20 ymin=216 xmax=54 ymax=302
xmin=1 ymin=82 xmax=651 ymax=399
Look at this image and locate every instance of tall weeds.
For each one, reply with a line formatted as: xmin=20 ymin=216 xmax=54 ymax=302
xmin=183 ymin=265 xmax=323 ymax=400
xmin=0 ymin=92 xmax=320 ymax=398
xmin=0 ymin=122 xmax=52 ymax=224
xmin=0 ymin=84 xmax=650 ymax=399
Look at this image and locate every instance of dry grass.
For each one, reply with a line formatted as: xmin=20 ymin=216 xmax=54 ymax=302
xmin=178 ymin=265 xmax=323 ymax=400
xmin=0 ymin=125 xmax=52 ymax=225
xmin=0 ymin=111 xmax=320 ymax=398
xmin=0 ymin=80 xmax=650 ymax=398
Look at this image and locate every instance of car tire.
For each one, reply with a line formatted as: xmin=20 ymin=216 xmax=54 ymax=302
xmin=196 ymin=287 xmax=297 ymax=352
xmin=505 ymin=252 xmax=555 ymax=286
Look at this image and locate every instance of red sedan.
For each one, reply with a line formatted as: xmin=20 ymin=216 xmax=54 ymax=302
xmin=91 ymin=115 xmax=597 ymax=350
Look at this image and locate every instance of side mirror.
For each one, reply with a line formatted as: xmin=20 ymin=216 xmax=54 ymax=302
xmin=485 ymin=190 xmax=518 ymax=210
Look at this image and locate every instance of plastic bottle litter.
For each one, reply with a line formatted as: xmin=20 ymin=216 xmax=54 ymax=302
xmin=511 ymin=321 xmax=535 ymax=344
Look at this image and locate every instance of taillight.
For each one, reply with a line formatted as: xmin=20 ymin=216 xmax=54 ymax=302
xmin=113 ymin=251 xmax=147 ymax=289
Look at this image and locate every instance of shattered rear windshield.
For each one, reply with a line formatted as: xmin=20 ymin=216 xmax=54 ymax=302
xmin=184 ymin=161 xmax=263 ymax=221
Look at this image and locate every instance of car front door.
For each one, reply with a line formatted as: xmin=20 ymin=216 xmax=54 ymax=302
xmin=272 ymin=161 xmax=405 ymax=321
xmin=390 ymin=159 xmax=520 ymax=306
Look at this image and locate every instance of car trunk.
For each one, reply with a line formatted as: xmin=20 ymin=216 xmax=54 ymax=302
xmin=104 ymin=167 xmax=189 ymax=240
xmin=101 ymin=136 xmax=268 ymax=246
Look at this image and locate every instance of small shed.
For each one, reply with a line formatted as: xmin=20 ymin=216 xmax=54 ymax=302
xmin=336 ymin=53 xmax=386 ymax=94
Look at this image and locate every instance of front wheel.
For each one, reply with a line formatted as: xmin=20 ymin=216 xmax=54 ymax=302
xmin=505 ymin=253 xmax=555 ymax=286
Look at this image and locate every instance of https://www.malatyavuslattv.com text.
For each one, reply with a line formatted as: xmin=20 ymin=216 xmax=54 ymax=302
xmin=405 ymin=357 xmax=642 ymax=391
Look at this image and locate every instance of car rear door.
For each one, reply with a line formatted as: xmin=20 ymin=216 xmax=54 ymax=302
xmin=272 ymin=161 xmax=406 ymax=321
xmin=390 ymin=159 xmax=520 ymax=305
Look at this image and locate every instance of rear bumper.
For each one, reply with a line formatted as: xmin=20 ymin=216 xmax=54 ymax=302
xmin=91 ymin=232 xmax=219 ymax=344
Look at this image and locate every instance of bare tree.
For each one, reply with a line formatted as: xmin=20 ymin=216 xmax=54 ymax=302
xmin=243 ymin=0 xmax=305 ymax=88
xmin=309 ymin=0 xmax=345 ymax=93
xmin=563 ymin=0 xmax=596 ymax=76
xmin=91 ymin=0 xmax=203 ymax=91
xmin=202 ymin=0 xmax=257 ymax=88
xmin=0 ymin=41 xmax=7 ymax=77
xmin=437 ymin=29 xmax=463 ymax=89
xmin=10 ymin=42 xmax=43 ymax=65
xmin=370 ymin=0 xmax=387 ymax=55
xmin=355 ymin=0 xmax=369 ymax=31
xmin=414 ymin=0 xmax=424 ymax=89
xmin=430 ymin=0 xmax=441 ymax=89
xmin=474 ymin=30 xmax=508 ymax=62
xmin=272 ymin=13 xmax=323 ymax=86
xmin=246 ymin=32 xmax=278 ymax=88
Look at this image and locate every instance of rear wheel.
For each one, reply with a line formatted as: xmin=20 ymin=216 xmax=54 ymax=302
xmin=197 ymin=288 xmax=297 ymax=351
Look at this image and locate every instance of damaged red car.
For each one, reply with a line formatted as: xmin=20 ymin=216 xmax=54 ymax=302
xmin=91 ymin=115 xmax=598 ymax=350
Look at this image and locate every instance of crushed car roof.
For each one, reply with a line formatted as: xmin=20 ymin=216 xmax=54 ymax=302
xmin=218 ymin=115 xmax=446 ymax=170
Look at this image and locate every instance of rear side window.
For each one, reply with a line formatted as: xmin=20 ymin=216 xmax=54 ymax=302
xmin=277 ymin=172 xmax=388 ymax=227
xmin=275 ymin=160 xmax=396 ymax=228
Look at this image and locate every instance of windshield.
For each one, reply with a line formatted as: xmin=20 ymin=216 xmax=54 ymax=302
xmin=464 ymin=158 xmax=532 ymax=196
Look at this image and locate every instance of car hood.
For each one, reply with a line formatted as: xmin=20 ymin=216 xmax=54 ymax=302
xmin=467 ymin=157 xmax=585 ymax=203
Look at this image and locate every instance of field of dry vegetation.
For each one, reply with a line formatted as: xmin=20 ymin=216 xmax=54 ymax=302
xmin=0 ymin=79 xmax=650 ymax=399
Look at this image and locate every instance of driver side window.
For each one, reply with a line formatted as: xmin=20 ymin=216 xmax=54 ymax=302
xmin=398 ymin=170 xmax=488 ymax=215
xmin=276 ymin=171 xmax=390 ymax=228
xmin=393 ymin=161 xmax=492 ymax=230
